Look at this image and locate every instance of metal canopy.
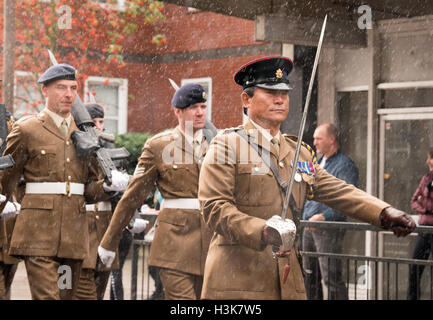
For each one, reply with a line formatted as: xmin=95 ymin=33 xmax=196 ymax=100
xmin=162 ymin=0 xmax=433 ymax=47
xmin=161 ymin=0 xmax=433 ymax=21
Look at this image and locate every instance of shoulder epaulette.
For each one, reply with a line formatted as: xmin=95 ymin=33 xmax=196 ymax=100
xmin=283 ymin=134 xmax=317 ymax=161
xmin=221 ymin=126 xmax=242 ymax=135
xmin=15 ymin=114 xmax=35 ymax=124
xmin=147 ymin=129 xmax=174 ymax=143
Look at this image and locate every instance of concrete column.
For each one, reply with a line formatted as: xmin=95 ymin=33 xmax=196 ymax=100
xmin=317 ymin=47 xmax=336 ymax=125
xmin=365 ymin=23 xmax=381 ymax=299
xmin=3 ymin=0 xmax=15 ymax=112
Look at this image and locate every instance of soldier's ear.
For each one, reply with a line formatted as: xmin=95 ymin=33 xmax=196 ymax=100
xmin=173 ymin=106 xmax=183 ymax=118
xmin=41 ymin=85 xmax=49 ymax=97
xmin=241 ymin=92 xmax=252 ymax=110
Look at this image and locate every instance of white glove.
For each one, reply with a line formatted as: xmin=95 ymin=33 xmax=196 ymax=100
xmin=103 ymin=170 xmax=130 ymax=192
xmin=97 ymin=246 xmax=116 ymax=268
xmin=1 ymin=201 xmax=21 ymax=218
xmin=127 ymin=218 xmax=149 ymax=234
xmin=0 ymin=194 xmax=6 ymax=203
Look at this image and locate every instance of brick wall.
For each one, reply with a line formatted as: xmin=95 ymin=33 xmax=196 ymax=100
xmin=1 ymin=2 xmax=281 ymax=134
xmin=120 ymin=4 xmax=281 ymax=133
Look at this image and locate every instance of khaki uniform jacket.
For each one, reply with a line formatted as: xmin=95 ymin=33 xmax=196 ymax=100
xmin=0 ymin=111 xmax=109 ymax=260
xmin=101 ymin=126 xmax=213 ymax=276
xmin=0 ymin=118 xmax=22 ymax=265
xmin=198 ymin=120 xmax=390 ymax=300
xmin=82 ymin=208 xmax=119 ymax=270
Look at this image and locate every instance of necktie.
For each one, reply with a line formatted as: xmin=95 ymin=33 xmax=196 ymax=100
xmin=193 ymin=139 xmax=201 ymax=159
xmin=60 ymin=120 xmax=68 ymax=138
xmin=271 ymin=137 xmax=279 ymax=155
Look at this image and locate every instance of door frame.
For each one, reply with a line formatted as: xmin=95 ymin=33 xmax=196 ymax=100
xmin=378 ymin=107 xmax=433 ymax=200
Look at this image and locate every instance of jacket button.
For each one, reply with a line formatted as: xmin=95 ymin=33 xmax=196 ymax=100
xmin=41 ymin=150 xmax=46 ymax=155
xmin=173 ymin=164 xmax=178 ymax=169
xmin=66 ymin=141 xmax=70 ymax=146
xmin=68 ymin=176 xmax=72 ymax=180
xmin=66 ymin=158 xmax=70 ymax=163
xmin=279 ymin=162 xmax=284 ymax=168
xmin=95 ymin=215 xmax=99 ymax=220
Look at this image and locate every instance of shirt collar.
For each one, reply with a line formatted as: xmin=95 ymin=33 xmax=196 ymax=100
xmin=43 ymin=108 xmax=72 ymax=128
xmin=249 ymin=118 xmax=280 ymax=143
xmin=180 ymin=128 xmax=203 ymax=146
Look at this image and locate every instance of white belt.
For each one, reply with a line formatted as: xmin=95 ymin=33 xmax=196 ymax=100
xmin=161 ymin=198 xmax=200 ymax=210
xmin=86 ymin=201 xmax=112 ymax=212
xmin=25 ymin=182 xmax=85 ymax=196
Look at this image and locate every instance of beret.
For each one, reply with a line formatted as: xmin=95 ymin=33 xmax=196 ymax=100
xmin=171 ymin=83 xmax=207 ymax=109
xmin=85 ymin=103 xmax=104 ymax=119
xmin=234 ymin=56 xmax=294 ymax=91
xmin=37 ymin=63 xmax=77 ymax=85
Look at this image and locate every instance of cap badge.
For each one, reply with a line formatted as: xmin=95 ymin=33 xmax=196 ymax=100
xmin=275 ymin=69 xmax=283 ymax=79
xmin=202 ymin=91 xmax=207 ymax=99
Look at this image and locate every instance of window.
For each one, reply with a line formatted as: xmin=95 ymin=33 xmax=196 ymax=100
xmin=181 ymin=77 xmax=212 ymax=121
xmin=14 ymin=71 xmax=44 ymax=119
xmin=84 ymin=76 xmax=128 ymax=134
xmin=91 ymin=0 xmax=126 ymax=11
xmin=187 ymin=7 xmax=200 ymax=14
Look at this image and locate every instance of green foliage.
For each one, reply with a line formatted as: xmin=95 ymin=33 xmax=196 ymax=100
xmin=114 ymin=132 xmax=153 ymax=175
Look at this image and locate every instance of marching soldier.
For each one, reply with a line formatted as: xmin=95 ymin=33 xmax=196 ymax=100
xmin=75 ymin=103 xmax=147 ymax=300
xmin=0 ymin=63 xmax=129 ymax=300
xmin=98 ymin=83 xmax=213 ymax=300
xmin=0 ymin=112 xmax=22 ymax=300
xmin=197 ymin=56 xmax=416 ymax=300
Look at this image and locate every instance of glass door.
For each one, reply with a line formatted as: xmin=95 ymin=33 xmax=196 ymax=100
xmin=378 ymin=108 xmax=433 ymax=299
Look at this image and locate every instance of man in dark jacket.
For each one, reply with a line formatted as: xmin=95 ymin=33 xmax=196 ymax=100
xmin=302 ymin=123 xmax=359 ymax=300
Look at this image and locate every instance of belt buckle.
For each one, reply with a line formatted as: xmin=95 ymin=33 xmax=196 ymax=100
xmin=66 ymin=181 xmax=71 ymax=197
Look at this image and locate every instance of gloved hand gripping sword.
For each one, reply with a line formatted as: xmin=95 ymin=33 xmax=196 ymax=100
xmin=265 ymin=15 xmax=327 ymax=284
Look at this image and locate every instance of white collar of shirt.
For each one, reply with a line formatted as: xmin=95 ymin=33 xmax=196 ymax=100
xmin=181 ymin=128 xmax=203 ymax=147
xmin=249 ymin=119 xmax=280 ymax=144
xmin=320 ymin=156 xmax=328 ymax=168
xmin=43 ymin=108 xmax=72 ymax=128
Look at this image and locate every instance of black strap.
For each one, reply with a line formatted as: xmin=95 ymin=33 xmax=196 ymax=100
xmin=237 ymin=129 xmax=301 ymax=221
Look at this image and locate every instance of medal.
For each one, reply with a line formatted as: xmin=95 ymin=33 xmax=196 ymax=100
xmin=295 ymin=172 xmax=302 ymax=182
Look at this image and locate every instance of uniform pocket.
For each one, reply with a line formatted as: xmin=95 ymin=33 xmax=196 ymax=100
xmin=159 ymin=163 xmax=195 ymax=187
xmin=29 ymin=145 xmax=57 ymax=178
xmin=21 ymin=196 xmax=54 ymax=210
xmin=234 ymin=164 xmax=254 ymax=205
xmin=237 ymin=163 xmax=277 ymax=206
xmin=158 ymin=208 xmax=187 ymax=227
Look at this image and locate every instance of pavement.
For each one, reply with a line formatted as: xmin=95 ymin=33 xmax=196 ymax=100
xmin=9 ymin=248 xmax=156 ymax=300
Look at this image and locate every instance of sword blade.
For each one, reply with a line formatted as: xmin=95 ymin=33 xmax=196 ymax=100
xmin=47 ymin=49 xmax=58 ymax=65
xmin=168 ymin=78 xmax=179 ymax=91
xmin=281 ymin=15 xmax=327 ymax=220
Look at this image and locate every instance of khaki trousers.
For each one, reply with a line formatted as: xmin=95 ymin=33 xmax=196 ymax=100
xmin=75 ymin=268 xmax=97 ymax=300
xmin=0 ymin=262 xmax=18 ymax=300
xmin=95 ymin=270 xmax=111 ymax=300
xmin=24 ymin=256 xmax=82 ymax=300
xmin=159 ymin=268 xmax=203 ymax=300
xmin=75 ymin=268 xmax=111 ymax=300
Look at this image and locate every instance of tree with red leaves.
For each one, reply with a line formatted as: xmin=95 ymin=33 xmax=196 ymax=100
xmin=0 ymin=0 xmax=166 ymax=117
